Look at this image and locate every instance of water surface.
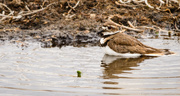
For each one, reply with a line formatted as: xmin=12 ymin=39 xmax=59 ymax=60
xmin=0 ymin=38 xmax=180 ymax=96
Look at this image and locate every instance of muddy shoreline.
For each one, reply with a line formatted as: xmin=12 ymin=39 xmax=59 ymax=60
xmin=1 ymin=0 xmax=180 ymax=47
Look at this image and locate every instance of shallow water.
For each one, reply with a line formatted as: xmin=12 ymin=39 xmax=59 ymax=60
xmin=0 ymin=37 xmax=180 ymax=96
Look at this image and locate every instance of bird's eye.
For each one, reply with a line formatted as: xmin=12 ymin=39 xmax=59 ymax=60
xmin=108 ymin=27 xmax=112 ymax=29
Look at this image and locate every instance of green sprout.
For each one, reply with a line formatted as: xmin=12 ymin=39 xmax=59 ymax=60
xmin=77 ymin=70 xmax=81 ymax=77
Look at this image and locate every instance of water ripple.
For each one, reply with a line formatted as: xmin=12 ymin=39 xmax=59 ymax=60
xmin=0 ymin=39 xmax=180 ymax=96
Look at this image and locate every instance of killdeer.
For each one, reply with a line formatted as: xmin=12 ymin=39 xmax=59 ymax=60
xmin=98 ymin=26 xmax=174 ymax=57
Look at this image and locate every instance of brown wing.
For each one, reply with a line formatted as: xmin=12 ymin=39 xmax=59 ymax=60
xmin=112 ymin=33 xmax=143 ymax=46
xmin=107 ymin=40 xmax=146 ymax=54
xmin=107 ymin=33 xmax=163 ymax=54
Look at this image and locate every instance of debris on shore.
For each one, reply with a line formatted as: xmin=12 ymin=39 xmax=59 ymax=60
xmin=0 ymin=0 xmax=180 ymax=47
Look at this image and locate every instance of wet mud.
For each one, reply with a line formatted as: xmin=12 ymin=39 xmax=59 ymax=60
xmin=0 ymin=29 xmax=100 ymax=48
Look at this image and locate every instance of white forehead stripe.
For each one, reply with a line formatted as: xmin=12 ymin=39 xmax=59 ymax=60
xmin=103 ymin=31 xmax=120 ymax=36
xmin=102 ymin=26 xmax=108 ymax=30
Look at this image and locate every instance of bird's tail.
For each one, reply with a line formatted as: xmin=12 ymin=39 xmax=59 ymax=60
xmin=161 ymin=49 xmax=175 ymax=55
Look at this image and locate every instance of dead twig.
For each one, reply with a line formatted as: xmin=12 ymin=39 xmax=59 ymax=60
xmin=118 ymin=0 xmax=154 ymax=8
xmin=104 ymin=15 xmax=173 ymax=34
xmin=127 ymin=21 xmax=136 ymax=28
xmin=0 ymin=2 xmax=55 ymax=23
xmin=117 ymin=0 xmax=171 ymax=9
xmin=67 ymin=0 xmax=80 ymax=14
xmin=115 ymin=1 xmax=146 ymax=8
xmin=132 ymin=0 xmax=144 ymax=3
xmin=21 ymin=2 xmax=55 ymax=16
xmin=104 ymin=15 xmax=143 ymax=32
xmin=0 ymin=11 xmax=14 ymax=22
xmin=144 ymin=0 xmax=154 ymax=9
xmin=0 ymin=3 xmax=14 ymax=22
xmin=119 ymin=0 xmax=131 ymax=3
xmin=25 ymin=5 xmax=31 ymax=12
xmin=158 ymin=0 xmax=165 ymax=8
xmin=68 ymin=2 xmax=75 ymax=11
xmin=0 ymin=3 xmax=12 ymax=12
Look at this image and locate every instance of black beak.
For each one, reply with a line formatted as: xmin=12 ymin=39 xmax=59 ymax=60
xmin=97 ymin=30 xmax=104 ymax=37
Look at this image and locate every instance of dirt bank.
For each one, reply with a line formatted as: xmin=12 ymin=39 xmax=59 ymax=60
xmin=0 ymin=0 xmax=180 ymax=47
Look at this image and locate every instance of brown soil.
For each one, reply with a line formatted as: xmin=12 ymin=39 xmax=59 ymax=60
xmin=0 ymin=0 xmax=180 ymax=47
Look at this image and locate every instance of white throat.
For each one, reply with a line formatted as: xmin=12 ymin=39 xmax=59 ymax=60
xmin=100 ymin=38 xmax=105 ymax=45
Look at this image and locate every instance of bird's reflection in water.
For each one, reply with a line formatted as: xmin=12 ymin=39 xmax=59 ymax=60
xmin=101 ymin=55 xmax=157 ymax=91
xmin=101 ymin=55 xmax=156 ymax=79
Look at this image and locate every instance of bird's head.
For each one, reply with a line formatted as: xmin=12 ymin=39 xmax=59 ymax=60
xmin=97 ymin=25 xmax=120 ymax=38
